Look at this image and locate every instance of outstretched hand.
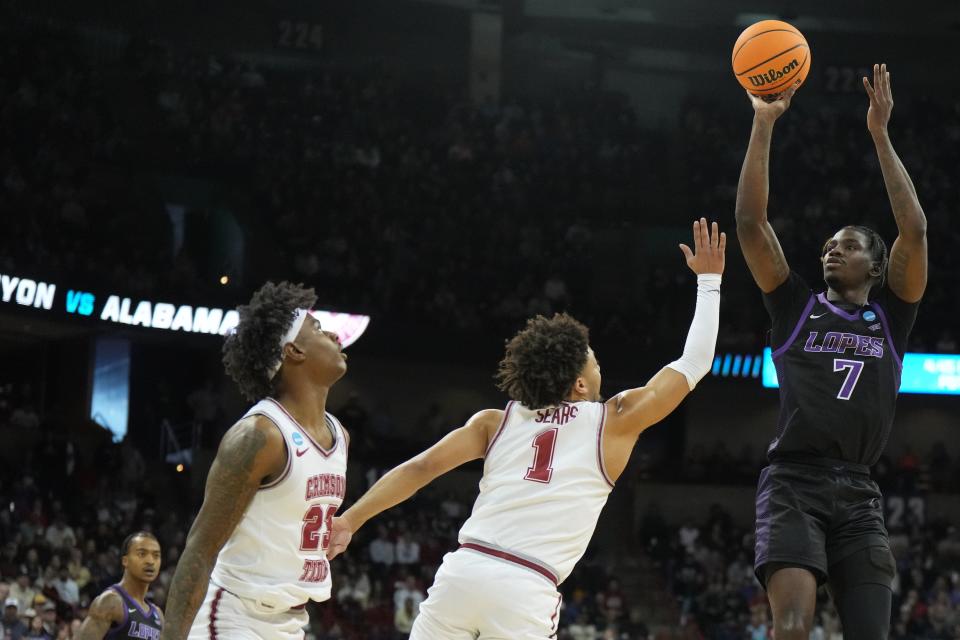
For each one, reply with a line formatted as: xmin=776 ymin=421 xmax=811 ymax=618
xmin=326 ymin=516 xmax=353 ymax=561
xmin=746 ymin=86 xmax=797 ymax=124
xmin=680 ymin=218 xmax=726 ymax=276
xmin=863 ymin=63 xmax=893 ymax=135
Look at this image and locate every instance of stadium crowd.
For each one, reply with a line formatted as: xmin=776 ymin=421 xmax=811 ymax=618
xmin=0 ymin=385 xmax=626 ymax=639
xmin=638 ymin=500 xmax=960 ymax=640
xmin=4 ymin=381 xmax=960 ymax=638
xmin=2 ymin=21 xmax=959 ymax=353
xmin=3 ymin=11 xmax=960 ymax=640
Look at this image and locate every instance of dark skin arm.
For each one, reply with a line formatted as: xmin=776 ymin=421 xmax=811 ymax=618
xmin=863 ymin=63 xmax=928 ymax=302
xmin=734 ymin=87 xmax=797 ymax=293
xmin=76 ymin=590 xmax=124 ymax=639
xmin=158 ymin=416 xmax=285 ymax=640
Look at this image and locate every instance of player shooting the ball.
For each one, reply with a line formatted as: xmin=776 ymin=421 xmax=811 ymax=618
xmin=736 ymin=64 xmax=927 ymax=639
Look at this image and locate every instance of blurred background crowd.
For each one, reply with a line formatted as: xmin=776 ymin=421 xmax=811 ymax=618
xmin=2 ymin=0 xmax=959 ymax=638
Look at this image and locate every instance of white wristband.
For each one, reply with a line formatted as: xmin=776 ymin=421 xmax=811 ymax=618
xmin=666 ymin=274 xmax=722 ymax=390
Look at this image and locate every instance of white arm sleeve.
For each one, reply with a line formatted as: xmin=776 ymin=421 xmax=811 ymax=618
xmin=666 ymin=273 xmax=722 ymax=390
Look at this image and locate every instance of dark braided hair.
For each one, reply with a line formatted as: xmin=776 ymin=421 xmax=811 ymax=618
xmin=495 ymin=313 xmax=590 ymax=409
xmin=823 ymin=225 xmax=889 ymax=291
xmin=223 ymin=282 xmax=318 ymax=401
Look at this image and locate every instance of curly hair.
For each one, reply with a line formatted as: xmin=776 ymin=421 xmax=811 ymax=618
xmin=222 ymin=282 xmax=318 ymax=401
xmin=495 ymin=313 xmax=590 ymax=409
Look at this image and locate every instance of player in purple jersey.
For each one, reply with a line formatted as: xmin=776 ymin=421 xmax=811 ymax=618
xmin=735 ymin=64 xmax=927 ymax=639
xmin=77 ymin=532 xmax=163 ymax=639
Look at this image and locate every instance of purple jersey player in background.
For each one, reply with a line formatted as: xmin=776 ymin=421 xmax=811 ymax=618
xmin=77 ymin=532 xmax=163 ymax=640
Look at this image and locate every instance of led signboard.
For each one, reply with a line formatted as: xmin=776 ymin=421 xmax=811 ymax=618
xmin=760 ymin=347 xmax=960 ymax=395
xmin=0 ymin=272 xmax=370 ymax=346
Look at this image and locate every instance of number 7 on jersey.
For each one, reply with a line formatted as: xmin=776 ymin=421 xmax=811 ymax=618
xmin=833 ymin=358 xmax=864 ymax=400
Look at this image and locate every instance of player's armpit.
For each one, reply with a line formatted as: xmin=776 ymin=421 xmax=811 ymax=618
xmin=76 ymin=590 xmax=123 ymax=640
xmin=339 ymin=409 xmax=501 ymax=535
xmin=600 ymin=368 xmax=691 ymax=482
xmin=159 ymin=416 xmax=283 ymax=640
xmin=605 ymin=367 xmax=691 ymax=438
xmin=416 ymin=409 xmax=501 ymax=476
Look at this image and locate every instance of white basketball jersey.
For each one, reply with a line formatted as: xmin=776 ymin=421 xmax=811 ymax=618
xmin=211 ymin=398 xmax=347 ymax=609
xmin=458 ymin=400 xmax=614 ymax=584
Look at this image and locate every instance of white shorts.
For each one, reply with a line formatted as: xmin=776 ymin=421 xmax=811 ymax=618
xmin=410 ymin=548 xmax=563 ymax=640
xmin=187 ymin=583 xmax=309 ymax=640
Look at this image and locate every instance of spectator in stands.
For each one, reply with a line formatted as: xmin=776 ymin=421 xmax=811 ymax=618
xmin=1 ymin=545 xmax=18 ymax=578
xmin=9 ymin=574 xmax=36 ymax=614
xmin=51 ymin=568 xmax=78 ymax=608
xmin=23 ymin=612 xmax=51 ymax=639
xmin=745 ymin=603 xmax=769 ymax=640
xmin=394 ymin=532 xmax=419 ymax=566
xmin=65 ymin=550 xmax=90 ymax=595
xmin=3 ymin=597 xmax=27 ymax=640
xmin=43 ymin=519 xmax=76 ymax=551
xmin=565 ymin=612 xmax=598 ymax=640
xmin=367 ymin=525 xmax=395 ymax=567
xmin=597 ymin=579 xmax=625 ymax=622
xmin=37 ymin=602 xmax=56 ymax=638
xmin=393 ymin=597 xmax=418 ymax=638
xmin=391 ymin=575 xmax=424 ymax=614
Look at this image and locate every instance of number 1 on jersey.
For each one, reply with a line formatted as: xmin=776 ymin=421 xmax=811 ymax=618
xmin=833 ymin=358 xmax=864 ymax=400
xmin=524 ymin=428 xmax=558 ymax=483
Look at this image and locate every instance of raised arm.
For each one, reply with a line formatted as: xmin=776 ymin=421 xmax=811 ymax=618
xmin=863 ymin=63 xmax=927 ymax=302
xmin=327 ymin=409 xmax=502 ymax=560
xmin=159 ymin=416 xmax=285 ymax=640
xmin=76 ymin=590 xmax=123 ymax=640
xmin=602 ymin=219 xmax=725 ymax=481
xmin=734 ymin=88 xmax=797 ymax=293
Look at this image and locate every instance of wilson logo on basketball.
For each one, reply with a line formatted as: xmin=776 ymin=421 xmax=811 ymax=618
xmin=748 ymin=58 xmax=800 ymax=87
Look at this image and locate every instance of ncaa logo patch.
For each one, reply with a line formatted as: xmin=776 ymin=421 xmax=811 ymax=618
xmin=292 ymin=432 xmax=304 ymax=446
xmin=862 ymin=310 xmax=877 ymax=322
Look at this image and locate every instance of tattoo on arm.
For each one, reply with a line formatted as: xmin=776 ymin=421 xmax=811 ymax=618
xmin=77 ymin=592 xmax=122 ymax=640
xmin=874 ymin=134 xmax=927 ymax=301
xmin=736 ymin=120 xmax=789 ymax=291
xmin=767 ymin=238 xmax=788 ymax=280
xmin=889 ymin=248 xmax=910 ymax=289
xmin=160 ymin=425 xmax=268 ymax=640
xmin=875 ymin=134 xmax=926 ymax=236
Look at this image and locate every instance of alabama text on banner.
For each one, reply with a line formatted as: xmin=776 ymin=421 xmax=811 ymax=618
xmin=0 ymin=272 xmax=369 ymax=346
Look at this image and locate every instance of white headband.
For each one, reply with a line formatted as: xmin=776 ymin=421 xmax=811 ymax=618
xmin=268 ymin=309 xmax=310 ymax=380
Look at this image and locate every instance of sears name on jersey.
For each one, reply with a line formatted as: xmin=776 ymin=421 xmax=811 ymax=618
xmin=802 ymin=331 xmax=884 ymax=358
xmin=535 ymin=404 xmax=579 ymax=425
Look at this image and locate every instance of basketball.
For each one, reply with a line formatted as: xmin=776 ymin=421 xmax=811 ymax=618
xmin=732 ymin=19 xmax=811 ymax=96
